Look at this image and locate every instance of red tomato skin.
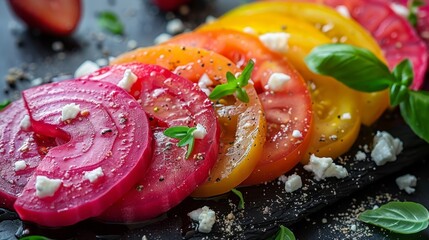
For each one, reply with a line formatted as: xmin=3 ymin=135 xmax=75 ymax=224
xmin=86 ymin=64 xmax=220 ymax=222
xmin=8 ymin=0 xmax=81 ymax=36
xmin=14 ymin=79 xmax=152 ymax=227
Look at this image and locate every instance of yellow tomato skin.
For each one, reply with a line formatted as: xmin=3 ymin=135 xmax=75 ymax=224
xmin=219 ymin=1 xmax=390 ymax=126
xmin=111 ymin=45 xmax=266 ymax=197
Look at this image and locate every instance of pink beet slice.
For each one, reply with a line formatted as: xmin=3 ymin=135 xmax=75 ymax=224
xmin=84 ymin=63 xmax=220 ymax=222
xmin=14 ymin=79 xmax=152 ymax=227
xmin=417 ymin=5 xmax=429 ymax=47
xmin=0 ymin=100 xmax=56 ymax=209
xmin=320 ymin=0 xmax=428 ymax=89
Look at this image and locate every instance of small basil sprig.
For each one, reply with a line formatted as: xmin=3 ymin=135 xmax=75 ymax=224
xmin=209 ymin=60 xmax=254 ymax=103
xmin=269 ymin=225 xmax=296 ymax=240
xmin=19 ymin=236 xmax=52 ymax=240
xmin=305 ymin=43 xmax=429 ymax=143
xmin=358 ymin=201 xmax=429 ymax=234
xmin=231 ymin=188 xmax=245 ymax=209
xmin=97 ymin=11 xmax=124 ymax=35
xmin=164 ymin=126 xmax=197 ymax=159
xmin=0 ymin=99 xmax=11 ymax=111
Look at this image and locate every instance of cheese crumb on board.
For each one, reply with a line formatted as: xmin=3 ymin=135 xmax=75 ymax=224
xmin=188 ymin=206 xmax=216 ymax=233
xmin=370 ymin=131 xmax=403 ymax=166
xmin=304 ymin=154 xmax=348 ymax=181
xmin=395 ymin=174 xmax=417 ymax=194
xmin=284 ymin=174 xmax=302 ymax=193
xmin=74 ymin=60 xmax=100 ymax=78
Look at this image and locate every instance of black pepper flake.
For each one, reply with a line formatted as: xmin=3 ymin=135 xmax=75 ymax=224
xmin=136 ymin=185 xmax=143 ymax=191
xmin=215 ymin=178 xmax=221 ymax=182
xmin=159 ymin=176 xmax=165 ymax=182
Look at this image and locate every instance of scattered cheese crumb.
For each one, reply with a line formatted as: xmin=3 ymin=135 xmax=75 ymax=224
xmin=84 ymin=167 xmax=104 ymax=183
xmin=336 ymin=5 xmax=351 ymax=18
xmin=166 ymin=19 xmax=185 ymax=35
xmin=19 ymin=115 xmax=31 ymax=131
xmin=259 ymin=32 xmax=290 ymax=53
xmin=390 ymin=3 xmax=409 ymax=18
xmin=292 ymin=130 xmax=302 ymax=138
xmin=188 ymin=206 xmax=216 ymax=233
xmin=51 ymin=41 xmax=64 ymax=52
xmin=74 ymin=60 xmax=100 ymax=78
xmin=322 ymin=218 xmax=328 ymax=224
xmin=127 ymin=39 xmax=138 ymax=50
xmin=14 ymin=160 xmax=27 ymax=171
xmin=284 ymin=174 xmax=302 ymax=193
xmin=117 ymin=69 xmax=138 ymax=92
xmin=154 ymin=33 xmax=172 ymax=45
xmin=265 ymin=72 xmax=291 ymax=91
xmin=35 ymin=176 xmax=62 ymax=198
xmin=350 ymin=224 xmax=357 ymax=231
xmin=193 ymin=124 xmax=207 ymax=139
xmin=341 ymin=112 xmax=351 ymax=119
xmin=304 ymin=154 xmax=348 ymax=181
xmin=370 ymin=131 xmax=403 ymax=166
xmin=395 ymin=174 xmax=417 ymax=194
xmin=61 ymin=103 xmax=81 ymax=121
xmin=198 ymin=73 xmax=213 ymax=96
xmin=354 ymin=150 xmax=366 ymax=161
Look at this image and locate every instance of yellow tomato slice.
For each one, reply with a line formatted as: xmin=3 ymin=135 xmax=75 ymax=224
xmin=221 ymin=1 xmax=390 ymax=126
xmin=111 ymin=45 xmax=266 ymax=197
xmin=199 ymin=13 xmax=361 ymax=161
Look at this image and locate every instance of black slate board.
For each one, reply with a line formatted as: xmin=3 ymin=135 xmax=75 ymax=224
xmin=1 ymin=1 xmax=429 ymax=239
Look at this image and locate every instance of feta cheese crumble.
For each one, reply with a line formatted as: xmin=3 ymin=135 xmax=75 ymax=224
xmin=84 ymin=167 xmax=104 ymax=183
xmin=20 ymin=114 xmax=31 ymax=131
xmin=35 ymin=176 xmax=62 ymax=198
xmin=198 ymin=73 xmax=213 ymax=96
xmin=61 ymin=103 xmax=81 ymax=121
xmin=354 ymin=150 xmax=366 ymax=161
xmin=292 ymin=130 xmax=302 ymax=138
xmin=166 ymin=19 xmax=185 ymax=35
xmin=265 ymin=72 xmax=291 ymax=91
xmin=304 ymin=154 xmax=348 ymax=181
xmin=259 ymin=32 xmax=290 ymax=53
xmin=370 ymin=131 xmax=403 ymax=166
xmin=283 ymin=174 xmax=302 ymax=193
xmin=14 ymin=160 xmax=27 ymax=171
xmin=193 ymin=124 xmax=207 ymax=139
xmin=188 ymin=206 xmax=216 ymax=233
xmin=154 ymin=33 xmax=172 ymax=45
xmin=395 ymin=174 xmax=417 ymax=194
xmin=117 ymin=69 xmax=138 ymax=92
xmin=74 ymin=60 xmax=100 ymax=78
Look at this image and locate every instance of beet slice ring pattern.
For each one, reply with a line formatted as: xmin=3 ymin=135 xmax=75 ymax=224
xmin=84 ymin=64 xmax=220 ymax=222
xmin=14 ymin=79 xmax=152 ymax=227
xmin=0 ymin=100 xmax=56 ymax=209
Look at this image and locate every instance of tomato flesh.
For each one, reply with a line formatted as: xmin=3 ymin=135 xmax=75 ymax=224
xmin=14 ymin=80 xmax=152 ymax=227
xmin=110 ymin=46 xmax=267 ymax=196
xmin=0 ymin=100 xmax=56 ymax=209
xmin=87 ymin=63 xmax=220 ymax=221
xmin=166 ymin=30 xmax=313 ymax=184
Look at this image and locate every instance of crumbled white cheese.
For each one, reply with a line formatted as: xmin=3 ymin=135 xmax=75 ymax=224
xmin=198 ymin=73 xmax=213 ymax=96
xmin=61 ymin=103 xmax=80 ymax=121
xmin=350 ymin=224 xmax=357 ymax=231
xmin=336 ymin=5 xmax=351 ymax=18
xmin=74 ymin=60 xmax=100 ymax=78
xmin=117 ymin=69 xmax=138 ymax=92
xmin=193 ymin=124 xmax=207 ymax=139
xmin=341 ymin=112 xmax=352 ymax=119
xmin=20 ymin=115 xmax=31 ymax=131
xmin=154 ymin=33 xmax=172 ymax=45
xmin=304 ymin=154 xmax=348 ymax=181
xmin=14 ymin=160 xmax=27 ymax=171
xmin=292 ymin=130 xmax=302 ymax=138
xmin=395 ymin=174 xmax=417 ymax=194
xmin=265 ymin=72 xmax=291 ymax=91
xmin=370 ymin=131 xmax=403 ymax=166
xmin=35 ymin=176 xmax=62 ymax=198
xmin=84 ymin=167 xmax=104 ymax=183
xmin=390 ymin=3 xmax=409 ymax=18
xmin=354 ymin=150 xmax=366 ymax=161
xmin=284 ymin=174 xmax=302 ymax=193
xmin=259 ymin=32 xmax=290 ymax=53
xmin=188 ymin=206 xmax=216 ymax=233
xmin=166 ymin=19 xmax=185 ymax=35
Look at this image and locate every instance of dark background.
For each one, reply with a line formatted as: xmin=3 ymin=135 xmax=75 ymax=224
xmin=0 ymin=0 xmax=428 ymax=239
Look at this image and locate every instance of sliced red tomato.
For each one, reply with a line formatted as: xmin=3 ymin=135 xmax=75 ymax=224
xmin=165 ymin=30 xmax=313 ymax=185
xmin=301 ymin=0 xmax=428 ymax=90
xmin=87 ymin=63 xmax=220 ymax=222
xmin=0 ymin=100 xmax=56 ymax=209
xmin=417 ymin=5 xmax=429 ymax=48
xmin=14 ymin=80 xmax=152 ymax=227
xmin=110 ymin=46 xmax=266 ymax=197
xmin=7 ymin=0 xmax=81 ymax=36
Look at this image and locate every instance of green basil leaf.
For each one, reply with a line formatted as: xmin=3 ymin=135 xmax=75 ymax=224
xmin=235 ymin=87 xmax=249 ymax=103
xmin=226 ymin=72 xmax=236 ymax=83
xmin=238 ymin=59 xmax=254 ymax=87
xmin=305 ymin=44 xmax=394 ymax=92
xmin=392 ymin=59 xmax=413 ymax=87
xmin=20 ymin=236 xmax=52 ymax=240
xmin=164 ymin=126 xmax=196 ymax=159
xmin=400 ymin=90 xmax=429 ymax=143
xmin=358 ymin=201 xmax=429 ymax=234
xmin=0 ymin=99 xmax=11 ymax=111
xmin=98 ymin=11 xmax=124 ymax=35
xmin=164 ymin=126 xmax=190 ymax=139
xmin=390 ymin=83 xmax=410 ymax=107
xmin=274 ymin=225 xmax=296 ymax=240
xmin=231 ymin=188 xmax=245 ymax=209
xmin=209 ymin=83 xmax=237 ymax=101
